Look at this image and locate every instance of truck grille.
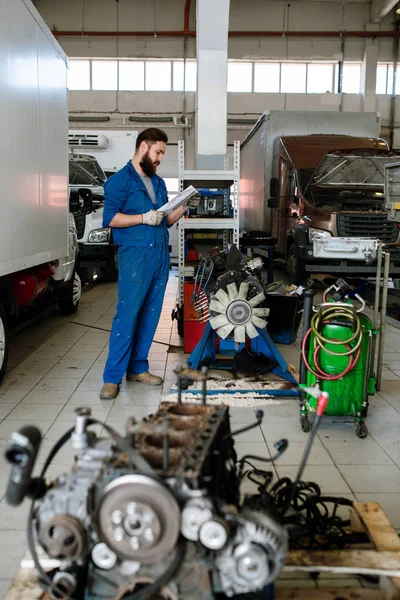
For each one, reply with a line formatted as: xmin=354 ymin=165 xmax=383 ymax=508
xmin=74 ymin=214 xmax=86 ymax=240
xmin=337 ymin=213 xmax=398 ymax=243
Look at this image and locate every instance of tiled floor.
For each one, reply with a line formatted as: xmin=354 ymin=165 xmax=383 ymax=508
xmin=1 ymin=268 xmax=400 ymax=596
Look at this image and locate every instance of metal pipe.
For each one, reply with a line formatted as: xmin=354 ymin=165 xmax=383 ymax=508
xmin=370 ymin=242 xmax=383 ymax=378
xmin=376 ymin=251 xmax=390 ymax=391
xmin=390 ymin=16 xmax=400 ymax=149
xmin=299 ymin=289 xmax=315 ymax=405
xmin=53 ymin=30 xmax=400 ymax=39
xmin=184 ymin=0 xmax=192 ymax=34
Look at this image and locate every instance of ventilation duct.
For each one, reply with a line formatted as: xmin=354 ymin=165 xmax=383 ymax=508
xmin=69 ymin=116 xmax=110 ymax=123
xmin=68 ymin=134 xmax=109 ymax=149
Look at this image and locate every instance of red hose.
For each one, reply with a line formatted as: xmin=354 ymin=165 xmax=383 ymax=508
xmin=301 ymin=328 xmax=361 ymax=381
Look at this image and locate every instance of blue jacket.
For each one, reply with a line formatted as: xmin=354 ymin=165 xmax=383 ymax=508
xmin=102 ymin=161 xmax=169 ymax=247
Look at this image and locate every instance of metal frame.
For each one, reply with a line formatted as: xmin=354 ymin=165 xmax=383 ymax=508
xmin=175 ymin=322 xmax=298 ymax=397
xmin=177 ymin=140 xmax=240 ymax=303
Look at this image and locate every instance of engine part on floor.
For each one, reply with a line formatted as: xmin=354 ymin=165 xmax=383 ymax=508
xmin=4 ymin=400 xmax=289 ymax=600
xmin=5 ymin=425 xmax=42 ymax=506
xmin=299 ymin=278 xmax=376 ymax=438
xmin=5 ymin=375 xmax=370 ymax=599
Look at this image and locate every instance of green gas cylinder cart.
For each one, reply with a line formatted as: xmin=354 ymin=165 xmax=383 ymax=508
xmin=300 ymin=300 xmax=376 ymax=439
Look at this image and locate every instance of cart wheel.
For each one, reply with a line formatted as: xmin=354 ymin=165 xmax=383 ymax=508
xmin=355 ymin=421 xmax=368 ymax=439
xmin=180 ymin=377 xmax=193 ymax=391
xmin=300 ymin=416 xmax=311 ymax=433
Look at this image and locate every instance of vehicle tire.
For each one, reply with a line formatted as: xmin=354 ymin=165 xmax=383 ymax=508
xmin=0 ymin=302 xmax=9 ymax=384
xmin=58 ymin=272 xmax=81 ymax=315
xmin=287 ymin=243 xmax=307 ymax=285
xmin=102 ymin=249 xmax=118 ymax=282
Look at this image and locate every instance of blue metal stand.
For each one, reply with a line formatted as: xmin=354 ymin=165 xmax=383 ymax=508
xmin=183 ymin=323 xmax=299 ymax=397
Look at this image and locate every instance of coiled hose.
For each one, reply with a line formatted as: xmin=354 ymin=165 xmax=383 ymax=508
xmin=301 ymin=304 xmax=362 ymax=381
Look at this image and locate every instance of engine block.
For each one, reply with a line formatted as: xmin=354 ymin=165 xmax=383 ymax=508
xmin=6 ymin=402 xmax=288 ymax=600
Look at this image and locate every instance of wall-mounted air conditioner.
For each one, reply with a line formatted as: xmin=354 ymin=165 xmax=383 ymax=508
xmin=68 ymin=134 xmax=109 ymax=149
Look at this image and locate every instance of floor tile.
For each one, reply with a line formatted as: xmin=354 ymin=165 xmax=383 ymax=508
xmin=32 ymin=378 xmax=82 ymax=393
xmin=0 ymin=530 xmax=27 ymax=579
xmin=269 ymin=439 xmax=334 ymax=466
xmin=0 ymin=580 xmax=13 ymax=598
xmin=20 ymin=390 xmax=72 ymax=405
xmin=7 ymin=403 xmax=63 ymax=422
xmin=338 ymin=465 xmax=400 ymax=493
xmin=322 ymin=439 xmax=394 ymax=465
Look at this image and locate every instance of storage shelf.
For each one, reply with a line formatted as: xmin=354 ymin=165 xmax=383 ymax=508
xmin=181 ymin=170 xmax=235 ymax=188
xmin=178 ymin=140 xmax=240 ymax=304
xmin=181 ymin=217 xmax=238 ymax=230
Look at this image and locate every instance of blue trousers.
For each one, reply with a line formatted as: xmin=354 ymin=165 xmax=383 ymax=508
xmin=103 ymin=242 xmax=169 ymax=384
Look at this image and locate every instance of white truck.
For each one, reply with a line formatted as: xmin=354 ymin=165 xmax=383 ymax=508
xmin=240 ymin=111 xmax=400 ymax=282
xmin=69 ymin=154 xmax=119 ymax=281
xmin=0 ymin=0 xmax=81 ymax=381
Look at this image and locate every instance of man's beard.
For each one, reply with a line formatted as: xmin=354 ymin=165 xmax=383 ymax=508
xmin=140 ymin=150 xmax=159 ymax=177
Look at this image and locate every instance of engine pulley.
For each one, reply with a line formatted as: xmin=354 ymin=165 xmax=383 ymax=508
xmin=96 ymin=474 xmax=180 ymax=565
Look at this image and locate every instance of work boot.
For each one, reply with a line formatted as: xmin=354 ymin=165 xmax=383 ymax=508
xmin=126 ymin=371 xmax=163 ymax=386
xmin=99 ymin=383 xmax=119 ymax=400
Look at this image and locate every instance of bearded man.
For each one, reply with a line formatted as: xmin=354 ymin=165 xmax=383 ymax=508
xmin=99 ymin=128 xmax=197 ymax=400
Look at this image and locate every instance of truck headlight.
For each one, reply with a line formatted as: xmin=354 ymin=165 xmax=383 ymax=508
xmin=309 ymin=228 xmax=332 ymax=241
xmin=88 ymin=228 xmax=110 ymax=243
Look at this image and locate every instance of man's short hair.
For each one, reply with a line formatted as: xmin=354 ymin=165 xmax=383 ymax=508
xmin=135 ymin=128 xmax=168 ymax=150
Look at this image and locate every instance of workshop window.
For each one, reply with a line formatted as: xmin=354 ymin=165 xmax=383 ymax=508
xmin=281 ymin=63 xmax=307 ymax=93
xmin=254 ymin=63 xmax=280 ymax=93
xmin=173 ymin=61 xmax=197 ymax=91
xmin=228 ymin=62 xmax=253 ymax=92
xmin=68 ymin=60 xmax=90 ymax=90
xmin=92 ymin=61 xmax=118 ymax=91
xmin=145 ymin=61 xmax=172 ymax=91
xmin=342 ymin=63 xmax=361 ymax=94
xmin=307 ymin=63 xmax=334 ymax=94
xmin=376 ymin=64 xmax=400 ymax=94
xmin=119 ymin=61 xmax=145 ymax=91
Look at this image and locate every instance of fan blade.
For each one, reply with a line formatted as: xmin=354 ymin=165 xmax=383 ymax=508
xmin=251 ymin=315 xmax=267 ymax=329
xmin=252 ymin=307 xmax=270 ymax=317
xmin=234 ymin=324 xmax=246 ymax=344
xmin=217 ymin=323 xmax=235 ymax=339
xmin=227 ymin=282 xmax=239 ymax=302
xmin=209 ymin=299 xmax=227 ymax=314
xmin=215 ymin=288 xmax=230 ymax=307
xmin=209 ymin=314 xmax=229 ymax=330
xmin=248 ymin=292 xmax=266 ymax=307
xmin=245 ymin=322 xmax=258 ymax=339
xmin=238 ymin=282 xmax=250 ymax=300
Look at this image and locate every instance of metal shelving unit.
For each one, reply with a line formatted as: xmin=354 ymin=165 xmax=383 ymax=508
xmin=178 ymin=140 xmax=240 ymax=304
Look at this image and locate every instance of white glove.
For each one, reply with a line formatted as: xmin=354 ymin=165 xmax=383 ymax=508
xmin=142 ymin=210 xmax=164 ymax=226
xmin=185 ymin=194 xmax=201 ymax=209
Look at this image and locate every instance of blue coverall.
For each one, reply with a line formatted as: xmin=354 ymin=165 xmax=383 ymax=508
xmin=102 ymin=161 xmax=170 ymax=385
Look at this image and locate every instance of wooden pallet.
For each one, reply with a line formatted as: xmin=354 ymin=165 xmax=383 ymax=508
xmin=4 ymin=502 xmax=400 ymax=600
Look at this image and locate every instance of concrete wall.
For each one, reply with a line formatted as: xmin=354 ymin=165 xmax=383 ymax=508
xmin=35 ymin=0 xmax=400 ymax=168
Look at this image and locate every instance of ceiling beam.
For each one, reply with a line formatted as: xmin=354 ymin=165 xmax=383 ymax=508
xmin=370 ymin=0 xmax=398 ymax=23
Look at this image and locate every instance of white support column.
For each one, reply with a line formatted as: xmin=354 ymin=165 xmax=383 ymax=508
xmin=361 ymin=27 xmax=379 ymax=113
xmin=196 ymin=0 xmax=230 ymax=170
xmin=370 ymin=0 xmax=398 ymax=23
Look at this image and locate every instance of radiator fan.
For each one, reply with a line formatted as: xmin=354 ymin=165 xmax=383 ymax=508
xmin=209 ymin=282 xmax=270 ymax=343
